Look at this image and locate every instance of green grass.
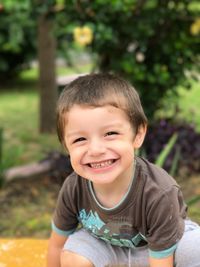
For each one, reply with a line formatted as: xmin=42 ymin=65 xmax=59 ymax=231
xmin=177 ymin=82 xmax=200 ymax=131
xmin=156 ymin=79 xmax=200 ymax=131
xmin=19 ymin=63 xmax=92 ymax=82
xmin=0 ymin=90 xmax=61 ymax=169
xmin=188 ymin=1 xmax=200 ymax=12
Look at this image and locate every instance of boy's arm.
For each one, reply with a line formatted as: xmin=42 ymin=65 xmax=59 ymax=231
xmin=149 ymin=254 xmax=174 ymax=267
xmin=47 ymin=230 xmax=68 ymax=267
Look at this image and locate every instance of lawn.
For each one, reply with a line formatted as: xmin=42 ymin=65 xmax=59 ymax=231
xmin=156 ymin=79 xmax=200 ymax=132
xmin=0 ymin=90 xmax=61 ymax=169
xmin=177 ymin=81 xmax=200 ymax=131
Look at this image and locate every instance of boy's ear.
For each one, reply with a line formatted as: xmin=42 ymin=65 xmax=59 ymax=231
xmin=133 ymin=124 xmax=147 ymax=148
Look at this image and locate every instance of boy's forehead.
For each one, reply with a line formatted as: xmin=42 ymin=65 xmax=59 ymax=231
xmin=64 ymin=104 xmax=131 ymax=130
xmin=65 ymin=102 xmax=125 ymax=117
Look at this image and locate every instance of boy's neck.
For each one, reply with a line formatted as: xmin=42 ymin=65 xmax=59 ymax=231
xmin=90 ymin=161 xmax=136 ymax=209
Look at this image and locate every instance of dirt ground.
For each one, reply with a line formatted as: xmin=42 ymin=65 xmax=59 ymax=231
xmin=0 ymin=173 xmax=200 ymax=238
xmin=0 ymin=175 xmax=61 ymax=238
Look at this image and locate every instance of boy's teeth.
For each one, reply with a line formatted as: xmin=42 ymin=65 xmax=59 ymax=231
xmin=90 ymin=160 xmax=113 ymax=168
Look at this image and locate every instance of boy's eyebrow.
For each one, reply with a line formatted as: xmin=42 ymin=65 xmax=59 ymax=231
xmin=66 ymin=122 xmax=126 ymax=138
xmin=101 ymin=122 xmax=124 ymax=129
xmin=65 ymin=130 xmax=86 ymax=138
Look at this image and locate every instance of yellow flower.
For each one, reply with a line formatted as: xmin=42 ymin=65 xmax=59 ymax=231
xmin=190 ymin=18 xmax=200 ymax=36
xmin=73 ymin=26 xmax=93 ymax=46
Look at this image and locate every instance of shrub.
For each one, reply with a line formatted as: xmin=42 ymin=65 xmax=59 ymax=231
xmin=61 ymin=0 xmax=200 ymax=120
xmin=144 ymin=120 xmax=200 ymax=176
xmin=0 ymin=3 xmax=36 ymax=82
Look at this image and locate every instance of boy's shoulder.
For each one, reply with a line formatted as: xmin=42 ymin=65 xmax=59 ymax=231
xmin=63 ymin=171 xmax=79 ymax=183
xmin=60 ymin=171 xmax=84 ymax=195
xmin=135 ymin=156 xmax=179 ymax=190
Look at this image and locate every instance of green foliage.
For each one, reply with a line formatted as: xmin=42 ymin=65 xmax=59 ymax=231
xmin=60 ymin=0 xmax=200 ymax=120
xmin=187 ymin=195 xmax=200 ymax=206
xmin=1 ymin=0 xmax=199 ymax=119
xmin=0 ymin=1 xmax=36 ymax=80
xmin=155 ymin=133 xmax=178 ymax=169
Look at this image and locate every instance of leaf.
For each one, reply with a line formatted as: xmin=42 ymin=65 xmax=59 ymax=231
xmin=187 ymin=195 xmax=200 ymax=206
xmin=155 ymin=133 xmax=178 ymax=168
xmin=56 ymin=0 xmax=65 ymax=5
xmin=169 ymin=145 xmax=180 ymax=176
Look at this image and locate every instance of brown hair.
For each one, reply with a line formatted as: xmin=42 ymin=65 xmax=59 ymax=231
xmin=56 ymin=73 xmax=147 ymax=145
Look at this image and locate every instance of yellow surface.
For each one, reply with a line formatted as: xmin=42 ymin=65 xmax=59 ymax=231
xmin=0 ymin=238 xmax=48 ymax=267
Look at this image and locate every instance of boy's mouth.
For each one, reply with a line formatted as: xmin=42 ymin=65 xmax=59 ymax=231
xmin=87 ymin=159 xmax=117 ymax=169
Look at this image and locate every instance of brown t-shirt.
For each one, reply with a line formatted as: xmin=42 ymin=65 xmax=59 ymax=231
xmin=53 ymin=156 xmax=187 ymax=252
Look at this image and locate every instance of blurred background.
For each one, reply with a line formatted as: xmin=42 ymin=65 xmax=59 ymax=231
xmin=0 ymin=0 xmax=200 ymax=240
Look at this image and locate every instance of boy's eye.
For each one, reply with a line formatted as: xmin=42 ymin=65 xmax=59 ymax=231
xmin=105 ymin=131 xmax=119 ymax=136
xmin=73 ymin=137 xmax=86 ymax=143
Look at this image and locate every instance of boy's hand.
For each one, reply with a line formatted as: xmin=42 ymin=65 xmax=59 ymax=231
xmin=149 ymin=254 xmax=174 ymax=267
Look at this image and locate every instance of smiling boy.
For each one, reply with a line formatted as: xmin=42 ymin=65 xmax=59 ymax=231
xmin=47 ymin=73 xmax=200 ymax=267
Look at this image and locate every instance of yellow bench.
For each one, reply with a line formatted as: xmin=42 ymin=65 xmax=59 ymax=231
xmin=0 ymin=238 xmax=48 ymax=267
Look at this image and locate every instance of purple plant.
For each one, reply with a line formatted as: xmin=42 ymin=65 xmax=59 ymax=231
xmin=144 ymin=120 xmax=200 ymax=176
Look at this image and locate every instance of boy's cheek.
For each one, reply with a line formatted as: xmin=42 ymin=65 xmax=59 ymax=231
xmin=68 ymin=149 xmax=82 ymax=163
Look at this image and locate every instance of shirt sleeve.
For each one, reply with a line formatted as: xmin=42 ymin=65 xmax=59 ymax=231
xmin=149 ymin=243 xmax=177 ymax=259
xmin=51 ymin=221 xmax=75 ymax=237
xmin=146 ymin=185 xmax=185 ymax=252
xmin=52 ymin=172 xmax=79 ymax=235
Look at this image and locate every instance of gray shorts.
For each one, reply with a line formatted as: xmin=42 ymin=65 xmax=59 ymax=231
xmin=63 ymin=220 xmax=200 ymax=267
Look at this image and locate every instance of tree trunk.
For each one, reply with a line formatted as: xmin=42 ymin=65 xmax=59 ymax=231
xmin=38 ymin=14 xmax=57 ymax=133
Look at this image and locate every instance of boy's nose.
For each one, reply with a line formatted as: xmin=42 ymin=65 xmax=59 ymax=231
xmin=87 ymin=138 xmax=106 ymax=156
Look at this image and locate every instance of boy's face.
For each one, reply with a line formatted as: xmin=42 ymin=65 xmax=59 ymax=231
xmin=64 ymin=104 xmax=146 ymax=186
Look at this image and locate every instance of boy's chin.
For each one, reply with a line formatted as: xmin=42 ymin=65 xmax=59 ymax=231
xmin=84 ymin=172 xmax=122 ymax=186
